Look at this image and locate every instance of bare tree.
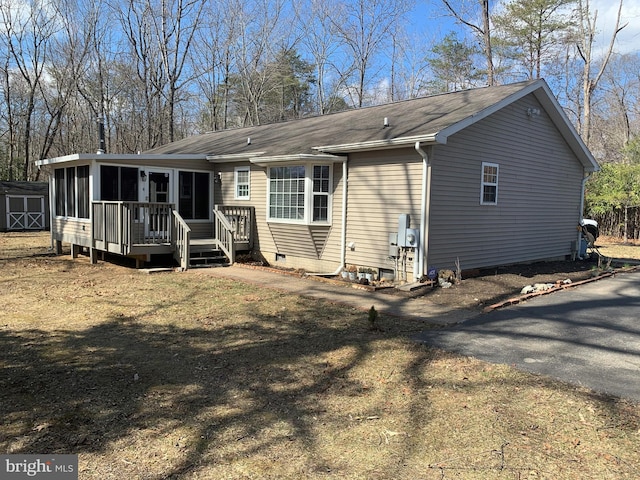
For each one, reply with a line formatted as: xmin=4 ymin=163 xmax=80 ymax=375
xmin=151 ymin=0 xmax=205 ymax=142
xmin=330 ymin=0 xmax=411 ymax=107
xmin=589 ymin=53 xmax=640 ymax=163
xmin=294 ymin=0 xmax=342 ymax=114
xmin=0 ymin=0 xmax=59 ymax=179
xmin=574 ymin=0 xmax=626 ymax=147
xmin=442 ymin=0 xmax=495 ymax=86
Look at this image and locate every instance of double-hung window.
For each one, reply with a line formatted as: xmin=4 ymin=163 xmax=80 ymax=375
xmin=234 ymin=166 xmax=250 ymax=200
xmin=312 ymin=165 xmax=330 ymax=221
xmin=268 ymin=163 xmax=332 ymax=224
xmin=480 ymin=162 xmax=499 ymax=205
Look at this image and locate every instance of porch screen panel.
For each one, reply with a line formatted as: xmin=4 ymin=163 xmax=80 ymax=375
xmin=77 ymin=165 xmax=90 ymax=218
xmin=54 ymin=168 xmax=66 ymax=216
xmin=194 ymin=172 xmax=209 ymax=219
xmin=179 ymin=171 xmax=210 ymax=220
xmin=100 ymin=166 xmax=118 ymax=201
xmin=179 ymin=171 xmax=193 ymax=219
xmin=66 ymin=167 xmax=76 ymax=216
xmin=100 ymin=166 xmax=138 ymax=201
xmin=121 ymin=167 xmax=138 ymax=201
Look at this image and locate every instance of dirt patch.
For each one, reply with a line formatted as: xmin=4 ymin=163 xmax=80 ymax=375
xmin=2 ymin=232 xmax=640 ymax=479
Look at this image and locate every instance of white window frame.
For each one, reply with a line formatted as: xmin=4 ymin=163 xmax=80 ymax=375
xmin=480 ymin=162 xmax=499 ymax=205
xmin=266 ymin=163 xmax=333 ymax=225
xmin=234 ymin=166 xmax=251 ymax=200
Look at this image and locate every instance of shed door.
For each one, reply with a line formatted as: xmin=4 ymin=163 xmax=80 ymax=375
xmin=6 ymin=195 xmax=45 ymax=230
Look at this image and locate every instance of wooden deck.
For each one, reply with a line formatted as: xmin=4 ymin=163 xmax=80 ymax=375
xmin=89 ymin=201 xmax=254 ymax=269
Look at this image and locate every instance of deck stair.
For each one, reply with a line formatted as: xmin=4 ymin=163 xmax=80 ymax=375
xmin=188 ymin=238 xmax=229 ymax=267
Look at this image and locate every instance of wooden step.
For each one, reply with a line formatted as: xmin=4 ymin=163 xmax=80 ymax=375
xmin=189 ymin=249 xmax=228 ymax=267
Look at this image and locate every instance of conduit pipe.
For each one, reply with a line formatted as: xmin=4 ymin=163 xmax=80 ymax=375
xmin=415 ymin=142 xmax=432 ymax=280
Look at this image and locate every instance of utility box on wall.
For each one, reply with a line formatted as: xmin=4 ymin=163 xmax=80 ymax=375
xmin=397 ymin=214 xmax=419 ymax=247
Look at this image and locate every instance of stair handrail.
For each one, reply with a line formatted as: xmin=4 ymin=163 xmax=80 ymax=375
xmin=213 ymin=207 xmax=236 ymax=264
xmin=171 ymin=210 xmax=191 ymax=270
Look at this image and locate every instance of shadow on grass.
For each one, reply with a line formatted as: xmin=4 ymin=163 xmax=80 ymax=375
xmin=2 ymin=250 xmax=640 ymax=478
xmin=0 ymin=296 xmax=417 ymax=477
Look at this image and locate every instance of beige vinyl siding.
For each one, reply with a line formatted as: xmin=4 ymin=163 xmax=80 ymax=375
xmin=215 ymin=162 xmax=345 ymax=271
xmin=428 ymin=95 xmax=584 ymax=271
xmin=344 ymin=149 xmax=423 ymax=272
xmin=52 ymin=217 xmax=92 ymax=247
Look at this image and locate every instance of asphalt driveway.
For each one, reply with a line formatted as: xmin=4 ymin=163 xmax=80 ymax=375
xmin=414 ymin=270 xmax=640 ymax=401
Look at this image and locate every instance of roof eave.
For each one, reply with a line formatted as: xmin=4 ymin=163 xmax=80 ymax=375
xmin=313 ymin=134 xmax=441 ymax=154
xmin=37 ymin=152 xmax=209 ymax=167
xmin=207 ymin=152 xmax=266 ymax=163
xmin=250 ymin=153 xmax=346 ymax=167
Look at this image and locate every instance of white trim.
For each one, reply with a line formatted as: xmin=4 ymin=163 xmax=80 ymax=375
xmin=37 ymin=153 xmax=208 ymax=166
xmin=251 ymin=153 xmax=345 ymax=166
xmin=313 ymin=135 xmax=440 ymax=154
xmin=207 ymin=152 xmax=266 ymax=163
xmin=234 ymin=166 xmax=251 ymax=200
xmin=480 ymin=162 xmax=499 ymax=205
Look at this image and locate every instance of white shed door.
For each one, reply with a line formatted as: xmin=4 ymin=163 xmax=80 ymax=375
xmin=6 ymin=195 xmax=45 ymax=230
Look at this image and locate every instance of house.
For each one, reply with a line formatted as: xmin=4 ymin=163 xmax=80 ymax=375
xmin=36 ymin=79 xmax=598 ymax=279
xmin=0 ymin=181 xmax=49 ymax=232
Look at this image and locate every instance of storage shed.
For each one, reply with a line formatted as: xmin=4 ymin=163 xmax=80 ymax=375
xmin=0 ymin=181 xmax=50 ymax=232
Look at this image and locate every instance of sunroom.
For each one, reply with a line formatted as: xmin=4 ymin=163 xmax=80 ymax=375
xmin=36 ymin=153 xmax=253 ymax=269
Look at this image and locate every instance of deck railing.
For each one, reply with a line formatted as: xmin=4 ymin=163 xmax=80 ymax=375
xmin=92 ymin=201 xmax=178 ymax=254
xmin=172 ymin=211 xmax=191 ymax=270
xmin=213 ymin=207 xmax=236 ymax=264
xmin=215 ymin=205 xmax=254 ymax=248
xmin=91 ymin=201 xmax=252 ymax=268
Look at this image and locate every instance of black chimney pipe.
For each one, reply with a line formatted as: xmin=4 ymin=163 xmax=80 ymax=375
xmin=97 ymin=116 xmax=106 ymax=154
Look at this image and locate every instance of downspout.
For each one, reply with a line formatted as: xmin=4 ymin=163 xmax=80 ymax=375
xmin=576 ymin=171 xmax=591 ymax=259
xmin=340 ymin=157 xmax=348 ymax=271
xmin=47 ymin=169 xmax=54 ymax=251
xmin=307 ymin=156 xmax=348 ymax=276
xmin=415 ymin=142 xmax=431 ymax=280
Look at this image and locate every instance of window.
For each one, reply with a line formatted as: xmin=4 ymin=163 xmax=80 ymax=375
xmin=54 ymin=166 xmax=90 ymax=219
xmin=100 ymin=166 xmax=138 ymax=201
xmin=234 ymin=166 xmax=250 ymax=200
xmin=268 ymin=164 xmax=332 ymax=224
xmin=312 ymin=165 xmax=330 ymax=221
xmin=179 ymin=171 xmax=210 ymax=220
xmin=481 ymin=162 xmax=499 ymax=205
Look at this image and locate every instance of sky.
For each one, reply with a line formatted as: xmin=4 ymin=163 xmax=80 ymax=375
xmin=413 ymin=0 xmax=640 ymax=58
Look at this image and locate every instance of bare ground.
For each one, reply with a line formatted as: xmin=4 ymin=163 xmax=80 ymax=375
xmin=1 ymin=232 xmax=640 ymax=479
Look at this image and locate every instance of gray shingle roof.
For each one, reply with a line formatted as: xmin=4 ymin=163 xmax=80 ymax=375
xmin=148 ymin=80 xmax=538 ymax=157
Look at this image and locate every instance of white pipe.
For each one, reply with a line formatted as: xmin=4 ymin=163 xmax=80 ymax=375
xmin=309 ymin=157 xmax=348 ymax=277
xmin=576 ymin=171 xmax=591 ymax=258
xmin=415 ymin=142 xmax=431 ymax=280
xmin=340 ymin=157 xmax=348 ymax=269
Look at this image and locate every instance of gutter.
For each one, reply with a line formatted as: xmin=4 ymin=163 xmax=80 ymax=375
xmin=414 ymin=142 xmax=432 ymax=280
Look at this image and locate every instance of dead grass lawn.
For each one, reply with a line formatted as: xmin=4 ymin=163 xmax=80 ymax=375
xmin=1 ymin=232 xmax=639 ymax=479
